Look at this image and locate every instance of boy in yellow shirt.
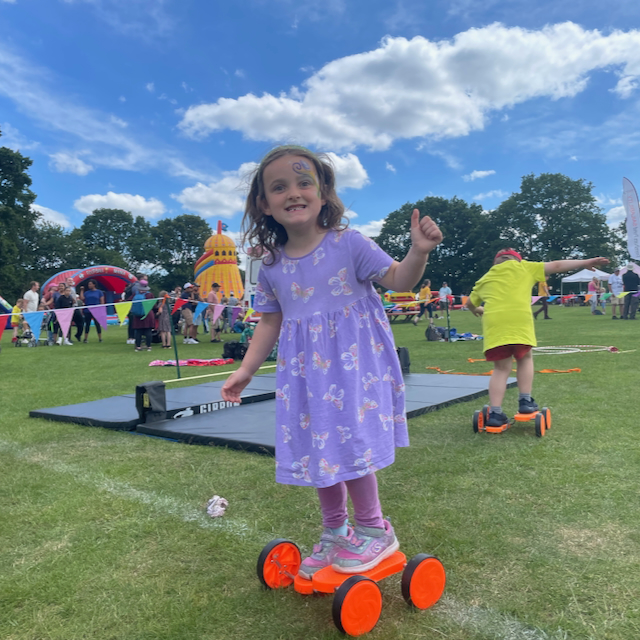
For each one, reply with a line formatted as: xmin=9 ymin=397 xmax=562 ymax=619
xmin=11 ymin=299 xmax=25 ymax=342
xmin=466 ymin=249 xmax=609 ymax=427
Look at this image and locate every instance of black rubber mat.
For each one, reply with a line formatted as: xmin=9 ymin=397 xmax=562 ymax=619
xmin=31 ymin=373 xmax=515 ymax=453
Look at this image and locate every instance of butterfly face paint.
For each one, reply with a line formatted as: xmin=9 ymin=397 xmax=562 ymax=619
xmin=292 ymin=160 xmax=322 ymax=199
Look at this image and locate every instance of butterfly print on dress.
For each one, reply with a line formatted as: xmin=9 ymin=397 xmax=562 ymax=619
xmin=319 ymin=458 xmax=340 ymax=480
xmin=291 ymin=282 xmax=314 ymax=302
xmin=323 ymin=384 xmax=344 ymax=410
xmin=329 ymin=268 xmax=353 ymax=297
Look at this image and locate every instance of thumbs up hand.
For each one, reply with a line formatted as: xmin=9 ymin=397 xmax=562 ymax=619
xmin=410 ymin=209 xmax=443 ymax=256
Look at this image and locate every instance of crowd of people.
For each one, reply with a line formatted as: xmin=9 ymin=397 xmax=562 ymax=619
xmin=7 ymin=275 xmax=252 ymax=350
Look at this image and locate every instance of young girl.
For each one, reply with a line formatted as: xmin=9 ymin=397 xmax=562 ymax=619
xmin=157 ymin=291 xmax=173 ymax=348
xmin=466 ymin=249 xmax=609 ymax=427
xmin=221 ymin=145 xmax=442 ymax=577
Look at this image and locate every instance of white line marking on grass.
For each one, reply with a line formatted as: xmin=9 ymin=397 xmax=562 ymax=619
xmin=0 ymin=439 xmax=263 ymax=542
xmin=435 ymin=595 xmax=568 ymax=639
xmin=1 ymin=439 xmax=569 ymax=639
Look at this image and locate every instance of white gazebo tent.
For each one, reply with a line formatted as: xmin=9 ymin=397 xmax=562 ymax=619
xmin=560 ymin=268 xmax=611 ymax=298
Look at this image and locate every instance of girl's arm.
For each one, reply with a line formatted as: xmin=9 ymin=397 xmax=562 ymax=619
xmin=221 ymin=311 xmax=282 ymax=402
xmin=544 ymin=257 xmax=609 ymax=276
xmin=378 ymin=210 xmax=443 ymax=292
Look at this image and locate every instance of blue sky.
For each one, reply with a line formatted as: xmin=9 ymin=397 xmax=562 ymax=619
xmin=2 ymin=0 xmax=640 ymax=256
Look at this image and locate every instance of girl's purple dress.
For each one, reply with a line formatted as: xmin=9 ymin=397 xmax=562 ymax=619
xmin=255 ymin=229 xmax=408 ymax=488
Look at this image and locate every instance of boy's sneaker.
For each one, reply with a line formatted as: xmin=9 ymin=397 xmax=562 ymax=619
xmin=298 ymin=527 xmax=353 ymax=580
xmin=63 ymin=339 xmax=73 ymax=346
xmin=332 ymin=520 xmax=399 ymax=574
xmin=518 ymin=397 xmax=539 ymax=414
xmin=486 ymin=410 xmax=509 ymax=427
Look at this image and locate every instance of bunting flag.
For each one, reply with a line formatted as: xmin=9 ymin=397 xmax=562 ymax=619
xmin=584 ymin=294 xmax=593 ymax=302
xmin=531 ymin=296 xmax=542 ymax=304
xmin=634 ymin=291 xmax=640 ymax=298
xmin=0 ymin=318 xmax=6 ymax=343
xmin=23 ymin=311 xmax=44 ymax=343
xmin=172 ymin=298 xmax=187 ymax=314
xmin=194 ymin=301 xmax=209 ymax=321
xmin=212 ymin=304 xmax=225 ymax=323
xmin=617 ymin=291 xmax=631 ymax=298
xmin=54 ymin=308 xmax=74 ymax=338
xmin=460 ymin=296 xmax=469 ymax=306
xmin=547 ymin=295 xmax=559 ymax=302
xmin=89 ymin=305 xmax=108 ymax=329
xmin=601 ymin=292 xmax=612 ymax=300
xmin=243 ymin=307 xmax=255 ymax=321
xmin=139 ymin=299 xmax=156 ymax=319
xmin=232 ymin=307 xmax=242 ymax=324
xmin=115 ymin=302 xmax=132 ymax=324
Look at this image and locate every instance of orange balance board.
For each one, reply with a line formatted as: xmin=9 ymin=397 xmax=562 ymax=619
xmin=294 ymin=551 xmax=407 ymax=595
xmin=485 ymin=423 xmax=510 ymax=434
xmin=514 ymin=412 xmax=537 ymax=422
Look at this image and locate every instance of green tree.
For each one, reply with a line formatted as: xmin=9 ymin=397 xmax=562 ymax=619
xmin=491 ymin=173 xmax=614 ymax=261
xmin=153 ymin=214 xmax=211 ymax=288
xmin=375 ymin=196 xmax=499 ymax=293
xmin=0 ymin=129 xmax=39 ymax=301
xmin=75 ymin=208 xmax=159 ymax=274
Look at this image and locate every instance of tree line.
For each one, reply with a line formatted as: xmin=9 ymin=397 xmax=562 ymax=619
xmin=0 ymin=128 xmax=629 ymax=302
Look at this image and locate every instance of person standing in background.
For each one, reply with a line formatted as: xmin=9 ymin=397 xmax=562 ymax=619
xmin=622 ymin=264 xmax=640 ymax=320
xmin=533 ymin=280 xmax=551 ymax=320
xmin=608 ymin=267 xmax=624 ymax=319
xmin=79 ymin=279 xmax=105 ymax=342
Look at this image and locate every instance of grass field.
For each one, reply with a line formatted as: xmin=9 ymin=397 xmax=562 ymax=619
xmin=1 ymin=306 xmax=639 ymax=640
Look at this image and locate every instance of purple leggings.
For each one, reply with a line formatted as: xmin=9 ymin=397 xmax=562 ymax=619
xmin=317 ymin=473 xmax=384 ymax=530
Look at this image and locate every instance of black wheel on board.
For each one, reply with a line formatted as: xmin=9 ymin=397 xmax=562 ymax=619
xmin=473 ymin=410 xmax=481 ymax=433
xmin=332 ymin=575 xmax=382 ymax=637
xmin=542 ymin=407 xmax=551 ymax=430
xmin=256 ymin=539 xmax=301 ymax=589
xmin=401 ymin=553 xmax=446 ymax=610
xmin=535 ymin=413 xmax=546 ymax=438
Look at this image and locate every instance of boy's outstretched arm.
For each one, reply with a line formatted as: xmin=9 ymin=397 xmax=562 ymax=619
xmin=544 ymin=257 xmax=609 ymax=276
xmin=379 ymin=209 xmax=444 ymax=292
xmin=466 ymin=299 xmax=484 ymax=317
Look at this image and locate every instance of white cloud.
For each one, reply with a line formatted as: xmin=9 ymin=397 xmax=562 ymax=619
xmin=325 ymin=152 xmax=369 ymax=190
xmin=172 ymin=162 xmax=255 ymax=219
xmin=146 ymin=82 xmax=155 ymax=93
xmin=463 ymin=169 xmax=495 ymax=182
xmin=1 ymin=0 xmax=17 ymax=4
xmin=179 ymin=23 xmax=640 ymax=151
xmin=119 ymin=95 xmax=126 ymax=102
xmin=350 ymin=218 xmax=385 ymax=238
xmin=606 ymin=205 xmax=626 ymax=225
xmin=49 ymin=152 xmax=94 ymax=176
xmin=0 ymin=122 xmax=39 ymax=151
xmin=31 ymin=204 xmax=72 ymax=228
xmin=235 ymin=69 xmax=245 ymax=78
xmin=61 ymin=0 xmax=172 ymax=38
xmin=0 ymin=44 xmax=210 ymax=180
xmin=473 ymin=189 xmax=508 ymax=201
xmin=74 ymin=192 xmax=166 ymax=219
xmin=386 ymin=162 xmax=396 ymax=173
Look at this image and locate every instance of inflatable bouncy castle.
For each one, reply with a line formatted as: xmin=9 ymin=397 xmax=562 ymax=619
xmin=194 ymin=221 xmax=244 ymax=298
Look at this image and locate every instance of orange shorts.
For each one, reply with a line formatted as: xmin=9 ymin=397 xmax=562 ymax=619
xmin=485 ymin=344 xmax=532 ymax=362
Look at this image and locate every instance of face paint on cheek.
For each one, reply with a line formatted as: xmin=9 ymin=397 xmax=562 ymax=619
xmin=292 ymin=160 xmax=322 ymax=199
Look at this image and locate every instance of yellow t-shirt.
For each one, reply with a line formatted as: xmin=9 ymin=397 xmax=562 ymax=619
xmin=537 ymin=281 xmax=549 ymax=296
xmin=418 ymin=286 xmax=431 ymax=302
xmin=469 ymin=260 xmax=545 ymax=352
xmin=11 ymin=304 xmax=22 ymax=325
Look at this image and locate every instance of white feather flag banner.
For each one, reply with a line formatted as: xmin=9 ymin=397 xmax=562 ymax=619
xmin=623 ymin=177 xmax=640 ymax=260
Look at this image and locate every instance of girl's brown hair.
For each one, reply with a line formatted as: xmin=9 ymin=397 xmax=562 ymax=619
xmin=241 ymin=146 xmax=347 ymax=262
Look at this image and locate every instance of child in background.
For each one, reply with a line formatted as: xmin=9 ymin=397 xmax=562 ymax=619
xmin=11 ymin=299 xmax=25 ymax=342
xmin=221 ymin=145 xmax=442 ymax=577
xmin=157 ymin=291 xmax=173 ymax=349
xmin=466 ymin=248 xmax=609 ymax=427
